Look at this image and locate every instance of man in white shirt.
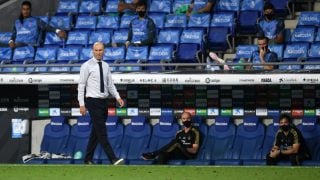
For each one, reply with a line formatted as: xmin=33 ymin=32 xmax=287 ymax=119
xmin=78 ymin=42 xmax=125 ymax=165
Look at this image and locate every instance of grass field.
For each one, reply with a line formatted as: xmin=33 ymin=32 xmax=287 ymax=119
xmin=0 ymin=165 xmax=320 ymax=180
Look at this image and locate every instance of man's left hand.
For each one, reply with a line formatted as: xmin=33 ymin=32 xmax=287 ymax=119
xmin=57 ymin=30 xmax=67 ymax=39
xmin=117 ymin=98 xmax=125 ymax=108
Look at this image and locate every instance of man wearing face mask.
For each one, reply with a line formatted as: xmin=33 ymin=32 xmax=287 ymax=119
xmin=266 ymin=114 xmax=310 ymax=166
xmin=141 ymin=112 xmax=200 ymax=164
xmin=257 ymin=3 xmax=284 ymax=44
xmin=125 ymin=1 xmax=156 ymax=48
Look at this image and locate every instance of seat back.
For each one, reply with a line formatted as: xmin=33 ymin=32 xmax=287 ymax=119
xmin=40 ymin=116 xmax=70 ymax=154
xmin=215 ymin=0 xmax=240 ymax=14
xmin=120 ymin=15 xmax=137 ymax=29
xmin=232 ymin=116 xmax=265 ymax=160
xmin=56 ymin=0 xmax=79 ymax=14
xmin=57 ymin=47 xmax=80 ymax=63
xmin=173 ymin=0 xmax=191 ymax=13
xmin=125 ymin=46 xmax=148 ymax=61
xmin=13 ymin=46 xmax=35 ymax=62
xmin=0 ymin=47 xmax=12 ymax=61
xmin=191 ymin=116 xmax=208 ymax=159
xmin=148 ymin=116 xmax=179 ymax=152
xmin=68 ymin=116 xmax=91 ymax=159
xmin=262 ymin=117 xmax=280 ymax=158
xmin=148 ymin=13 xmax=165 ymax=29
xmin=235 ymin=45 xmax=258 ymax=59
xmin=269 ymin=44 xmax=284 ymax=61
xmin=44 ymin=32 xmax=64 ymax=47
xmin=104 ymin=46 xmax=125 ymax=62
xmin=89 ymin=31 xmax=111 ymax=45
xmin=112 ymin=29 xmax=129 ymax=44
xmin=120 ymin=116 xmax=151 ymax=159
xmin=0 ymin=32 xmax=12 ymax=44
xmin=66 ymin=30 xmax=90 ymax=47
xmin=180 ymin=29 xmax=204 ymax=45
xmin=80 ymin=47 xmax=93 ymax=62
xmin=79 ymin=0 xmax=101 ymax=14
xmin=188 ymin=13 xmax=211 ymax=29
xmin=75 ymin=16 xmax=97 ymax=30
xmin=297 ymin=12 xmax=320 ymax=27
xmin=35 ymin=47 xmax=57 ymax=62
xmin=241 ymin=0 xmax=263 ymax=12
xmin=291 ymin=27 xmax=316 ymax=43
xmin=49 ymin=16 xmax=72 ymax=30
xmin=297 ymin=116 xmax=320 ymax=160
xmin=283 ymin=43 xmax=309 ymax=59
xmin=176 ymin=43 xmax=200 ymax=63
xmin=164 ymin=14 xmax=187 ymax=29
xmin=96 ymin=15 xmax=119 ymax=30
xmin=105 ymin=0 xmax=119 ymax=14
xmin=157 ymin=29 xmax=181 ymax=45
xmin=148 ymin=45 xmax=173 ymax=62
xmin=211 ymin=12 xmax=235 ymax=36
xmin=203 ymin=116 xmax=235 ymax=160
xmin=149 ymin=0 xmax=172 ymax=14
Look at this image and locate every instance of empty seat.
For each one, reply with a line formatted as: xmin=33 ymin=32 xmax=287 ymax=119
xmin=187 ymin=13 xmax=211 ymax=32
xmin=56 ymin=0 xmax=79 ymax=15
xmin=57 ymin=47 xmax=80 ymax=63
xmin=79 ymin=0 xmax=101 ymax=15
xmin=79 ymin=47 xmax=93 ymax=62
xmin=120 ymin=15 xmax=137 ymax=29
xmin=238 ymin=0 xmax=263 ymax=35
xmin=104 ymin=46 xmax=125 ymax=64
xmin=49 ymin=16 xmax=72 ymax=30
xmin=89 ymin=31 xmax=111 ymax=45
xmin=149 ymin=0 xmax=172 ymax=14
xmin=164 ymin=14 xmax=187 ymax=30
xmin=280 ymin=43 xmax=309 ymax=70
xmin=290 ymin=27 xmax=316 ymax=43
xmin=105 ymin=0 xmax=119 ymax=14
xmin=12 ymin=46 xmax=35 ymax=64
xmin=157 ymin=29 xmax=181 ymax=49
xmin=148 ymin=45 xmax=174 ymax=70
xmin=148 ymin=13 xmax=165 ymax=30
xmin=215 ymin=0 xmax=240 ymax=16
xmin=112 ymin=29 xmax=129 ymax=45
xmin=96 ymin=15 xmax=119 ymax=30
xmin=297 ymin=12 xmax=320 ymax=27
xmin=262 ymin=117 xmax=280 ymax=160
xmin=75 ymin=16 xmax=97 ymax=30
xmin=269 ymin=44 xmax=284 ymax=61
xmin=44 ymin=32 xmax=65 ymax=47
xmin=66 ymin=30 xmax=90 ymax=47
xmin=0 ymin=47 xmax=12 ymax=64
xmin=34 ymin=47 xmax=58 ymax=64
xmin=120 ymin=46 xmax=148 ymax=71
xmin=120 ymin=116 xmax=151 ymax=162
xmin=305 ymin=42 xmax=320 ymax=69
xmin=0 ymin=32 xmax=12 ymax=45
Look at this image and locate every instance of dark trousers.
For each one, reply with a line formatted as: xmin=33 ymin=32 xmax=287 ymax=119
xmin=84 ymin=97 xmax=117 ymax=163
xmin=154 ymin=140 xmax=195 ymax=164
xmin=266 ymin=153 xmax=303 ymax=166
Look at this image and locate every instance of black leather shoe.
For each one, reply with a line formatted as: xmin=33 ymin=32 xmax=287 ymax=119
xmin=84 ymin=160 xmax=94 ymax=165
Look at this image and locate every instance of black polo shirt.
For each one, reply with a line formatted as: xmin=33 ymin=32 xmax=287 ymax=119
xmin=176 ymin=127 xmax=200 ymax=149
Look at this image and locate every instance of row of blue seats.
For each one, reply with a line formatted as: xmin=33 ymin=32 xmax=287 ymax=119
xmin=29 ymin=115 xmax=320 ymax=165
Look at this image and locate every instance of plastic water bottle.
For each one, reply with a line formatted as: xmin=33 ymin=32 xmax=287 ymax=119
xmin=233 ymin=58 xmax=245 ymax=70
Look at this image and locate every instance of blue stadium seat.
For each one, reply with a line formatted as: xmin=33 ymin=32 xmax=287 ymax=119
xmin=120 ymin=116 xmax=151 ymax=164
xmin=120 ymin=46 xmax=148 ymax=71
xmin=261 ymin=117 xmax=279 ymax=161
xmin=233 ymin=45 xmax=258 ymax=64
xmin=297 ymin=117 xmax=320 ymax=165
xmin=57 ymin=47 xmax=80 ymax=63
xmin=120 ymin=15 xmax=137 ymax=29
xmin=280 ymin=43 xmax=309 ymax=70
xmin=148 ymin=45 xmax=174 ymax=71
xmin=96 ymin=15 xmax=119 ymax=30
xmin=56 ymin=0 xmax=79 ymax=15
xmin=187 ymin=13 xmax=211 ymax=33
xmin=37 ymin=16 xmax=50 ymax=25
xmin=34 ymin=47 xmax=58 ymax=64
xmin=89 ymin=31 xmax=111 ymax=45
xmin=66 ymin=30 xmax=90 ymax=47
xmin=164 ymin=14 xmax=187 ymax=30
xmin=104 ymin=46 xmax=125 ymax=64
xmin=228 ymin=116 xmax=265 ymax=165
xmin=48 ymin=66 xmax=71 ymax=72
xmin=12 ymin=46 xmax=35 ymax=64
xmin=297 ymin=12 xmax=320 ymax=27
xmin=1 ymin=67 xmax=25 ymax=73
xmin=176 ymin=29 xmax=204 ymax=63
xmin=196 ymin=116 xmax=235 ymax=165
xmin=0 ymin=47 xmax=12 ymax=64
xmin=79 ymin=0 xmax=101 ymax=15
xmin=238 ymin=0 xmax=263 ymax=35
xmin=148 ymin=13 xmax=165 ymax=30
xmin=105 ymin=0 xmax=119 ymax=14
xmin=290 ymin=27 xmax=316 ymax=43
xmin=32 ymin=116 xmax=70 ymax=164
xmin=209 ymin=12 xmax=235 ymax=51
xmin=215 ymin=0 xmax=240 ymax=16
xmin=269 ymin=44 xmax=284 ymax=61
xmin=67 ymin=116 xmax=91 ymax=164
xmin=112 ymin=29 xmax=129 ymax=45
xmin=0 ymin=32 xmax=12 ymax=45
xmin=305 ymin=42 xmax=320 ymax=69
xmin=44 ymin=32 xmax=65 ymax=47
xmin=75 ymin=16 xmax=97 ymax=30
xmin=149 ymin=0 xmax=172 ymax=13
xmin=79 ymin=47 xmax=93 ymax=62
xmin=49 ymin=16 xmax=72 ymax=30
xmin=98 ymin=116 xmax=124 ymax=164
xmin=157 ymin=29 xmax=181 ymax=50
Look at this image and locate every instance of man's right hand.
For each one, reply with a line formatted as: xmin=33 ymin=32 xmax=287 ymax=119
xmin=9 ymin=41 xmax=15 ymax=48
xmin=80 ymin=106 xmax=86 ymax=116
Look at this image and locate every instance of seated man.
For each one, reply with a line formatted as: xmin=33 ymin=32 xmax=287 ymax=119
xmin=142 ymin=112 xmax=200 ymax=164
xmin=209 ymin=36 xmax=278 ymax=70
xmin=266 ymin=114 xmax=310 ymax=166
xmin=187 ymin=0 xmax=215 ymax=16
xmin=257 ymin=3 xmax=285 ymax=44
xmin=125 ymin=1 xmax=156 ymax=48
xmin=9 ymin=1 xmax=66 ymax=48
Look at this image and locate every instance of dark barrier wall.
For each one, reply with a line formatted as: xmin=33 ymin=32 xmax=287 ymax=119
xmin=0 ymin=84 xmax=319 ymax=163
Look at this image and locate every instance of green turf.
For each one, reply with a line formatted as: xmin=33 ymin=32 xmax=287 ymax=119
xmin=0 ymin=165 xmax=319 ymax=180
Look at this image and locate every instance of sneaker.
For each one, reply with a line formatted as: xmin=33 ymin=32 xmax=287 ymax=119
xmin=113 ymin=158 xmax=124 ymax=165
xmin=141 ymin=152 xmax=156 ymax=160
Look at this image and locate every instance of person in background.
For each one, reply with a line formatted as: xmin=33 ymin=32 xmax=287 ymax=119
xmin=186 ymin=0 xmax=215 ymax=16
xmin=257 ymin=3 xmax=285 ymax=44
xmin=118 ymin=0 xmax=140 ymax=14
xmin=9 ymin=1 xmax=66 ymax=48
xmin=142 ymin=112 xmax=200 ymax=164
xmin=266 ymin=114 xmax=310 ymax=166
xmin=125 ymin=1 xmax=156 ymax=48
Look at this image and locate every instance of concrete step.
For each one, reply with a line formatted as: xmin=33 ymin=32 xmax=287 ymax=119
xmin=224 ymin=53 xmax=236 ymax=60
xmin=314 ymin=2 xmax=320 ymax=11
xmin=285 ymin=19 xmax=298 ymax=29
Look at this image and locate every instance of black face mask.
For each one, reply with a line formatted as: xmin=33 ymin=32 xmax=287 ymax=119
xmin=280 ymin=125 xmax=290 ymax=132
xmin=265 ymin=13 xmax=275 ymax=20
xmin=137 ymin=11 xmax=146 ymax=18
xmin=183 ymin=121 xmax=192 ymax=128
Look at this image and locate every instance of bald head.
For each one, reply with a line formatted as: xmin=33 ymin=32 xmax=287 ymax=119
xmin=93 ymin=42 xmax=104 ymax=61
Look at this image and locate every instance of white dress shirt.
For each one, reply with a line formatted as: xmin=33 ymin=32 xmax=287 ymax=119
xmin=78 ymin=57 xmax=120 ymax=106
